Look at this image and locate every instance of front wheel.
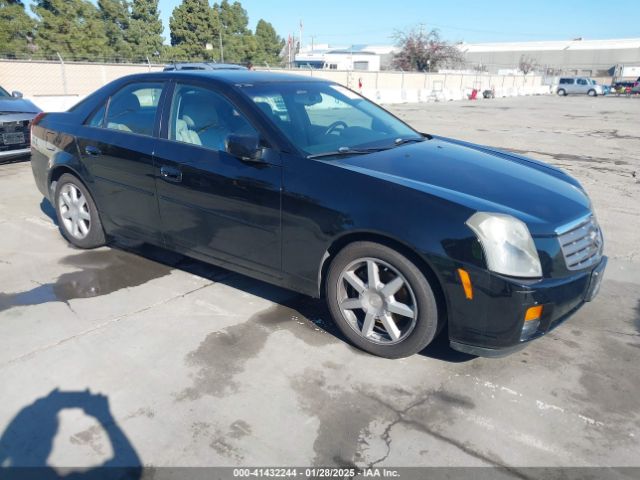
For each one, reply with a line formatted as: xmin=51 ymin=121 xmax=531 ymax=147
xmin=54 ymin=173 xmax=106 ymax=248
xmin=326 ymin=241 xmax=440 ymax=358
xmin=588 ymin=89 xmax=597 ymax=97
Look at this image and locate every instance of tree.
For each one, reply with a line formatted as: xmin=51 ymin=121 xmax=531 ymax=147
xmin=392 ymin=27 xmax=463 ymax=72
xmin=128 ymin=0 xmax=164 ymax=60
xmin=31 ymin=0 xmax=110 ymax=60
xmin=213 ymin=0 xmax=256 ymax=63
xmin=0 ymin=0 xmax=36 ymax=57
xmin=98 ymin=0 xmax=132 ymax=61
xmin=519 ymin=55 xmax=537 ymax=75
xmin=253 ymin=19 xmax=284 ymax=66
xmin=169 ymin=0 xmax=216 ymax=60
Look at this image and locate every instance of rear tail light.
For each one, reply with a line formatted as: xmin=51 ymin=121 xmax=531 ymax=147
xmin=30 ymin=112 xmax=46 ymax=134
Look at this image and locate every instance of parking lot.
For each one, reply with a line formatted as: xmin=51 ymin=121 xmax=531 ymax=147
xmin=0 ymin=95 xmax=638 ymax=474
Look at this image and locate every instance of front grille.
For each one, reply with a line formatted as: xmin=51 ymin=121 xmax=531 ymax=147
xmin=558 ymin=215 xmax=603 ymax=271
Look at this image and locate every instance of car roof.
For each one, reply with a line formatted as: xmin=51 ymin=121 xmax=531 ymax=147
xmin=122 ymin=70 xmax=329 ymax=85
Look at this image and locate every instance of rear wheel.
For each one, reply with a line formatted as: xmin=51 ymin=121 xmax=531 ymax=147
xmin=557 ymin=89 xmax=566 ymax=96
xmin=54 ymin=173 xmax=106 ymax=248
xmin=326 ymin=241 xmax=440 ymax=358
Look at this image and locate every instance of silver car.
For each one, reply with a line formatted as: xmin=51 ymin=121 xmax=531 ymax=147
xmin=0 ymin=86 xmax=41 ymax=161
xmin=557 ymin=77 xmax=603 ymax=96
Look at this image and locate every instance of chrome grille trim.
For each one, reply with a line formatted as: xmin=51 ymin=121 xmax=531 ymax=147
xmin=557 ymin=215 xmax=603 ymax=271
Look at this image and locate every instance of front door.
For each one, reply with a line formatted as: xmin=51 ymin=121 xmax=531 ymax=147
xmin=76 ymin=82 xmax=165 ymax=243
xmin=153 ymin=82 xmax=282 ymax=276
xmin=574 ymin=78 xmax=589 ymax=94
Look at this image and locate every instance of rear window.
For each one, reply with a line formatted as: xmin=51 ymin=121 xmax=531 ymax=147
xmin=104 ymin=83 xmax=163 ymax=136
xmin=559 ymin=78 xmax=574 ymax=85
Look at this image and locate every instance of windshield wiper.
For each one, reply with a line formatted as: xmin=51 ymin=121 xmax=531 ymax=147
xmin=393 ymin=137 xmax=427 ymax=146
xmin=306 ymin=146 xmax=391 ymax=159
xmin=307 ymin=135 xmax=431 ymax=160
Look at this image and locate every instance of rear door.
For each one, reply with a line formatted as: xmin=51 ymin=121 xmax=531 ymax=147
xmin=153 ymin=81 xmax=282 ymax=276
xmin=76 ymin=82 xmax=165 ymax=243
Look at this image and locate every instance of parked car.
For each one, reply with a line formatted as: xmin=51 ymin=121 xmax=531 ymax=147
xmin=163 ymin=62 xmax=247 ymax=72
xmin=30 ymin=71 xmax=606 ymax=358
xmin=556 ymin=77 xmax=603 ymax=96
xmin=0 ymin=86 xmax=41 ymax=161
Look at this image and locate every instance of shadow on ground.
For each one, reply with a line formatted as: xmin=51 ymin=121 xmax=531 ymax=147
xmin=0 ymin=389 xmax=141 ymax=479
xmin=22 ymin=199 xmax=475 ymax=364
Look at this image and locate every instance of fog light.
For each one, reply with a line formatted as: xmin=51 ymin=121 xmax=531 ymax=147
xmin=521 ymin=319 xmax=540 ymax=340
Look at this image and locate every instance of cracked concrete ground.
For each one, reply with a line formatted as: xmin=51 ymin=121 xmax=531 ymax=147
xmin=0 ymin=95 xmax=638 ymax=476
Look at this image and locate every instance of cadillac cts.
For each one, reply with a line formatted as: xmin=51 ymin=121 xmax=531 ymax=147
xmin=30 ymin=71 xmax=606 ymax=358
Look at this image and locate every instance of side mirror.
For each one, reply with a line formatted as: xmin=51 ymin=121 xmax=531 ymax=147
xmin=11 ymin=91 xmax=23 ymax=99
xmin=225 ymin=134 xmax=263 ymax=162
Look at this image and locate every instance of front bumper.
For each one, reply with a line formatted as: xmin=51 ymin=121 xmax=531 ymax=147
xmin=446 ymin=256 xmax=607 ymax=357
xmin=0 ymin=147 xmax=30 ymax=161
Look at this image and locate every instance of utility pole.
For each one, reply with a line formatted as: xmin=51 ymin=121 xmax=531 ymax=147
xmin=219 ymin=32 xmax=224 ymax=63
xmin=299 ymin=19 xmax=303 ymax=51
xmin=217 ymin=8 xmax=224 ymax=63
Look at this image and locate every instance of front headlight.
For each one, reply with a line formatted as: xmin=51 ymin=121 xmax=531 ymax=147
xmin=466 ymin=212 xmax=542 ymax=278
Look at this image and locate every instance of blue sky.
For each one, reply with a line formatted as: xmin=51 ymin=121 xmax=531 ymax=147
xmin=154 ymin=0 xmax=639 ymax=45
xmin=23 ymin=0 xmax=639 ymax=45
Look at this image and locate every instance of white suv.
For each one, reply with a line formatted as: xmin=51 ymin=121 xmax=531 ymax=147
xmin=557 ymin=77 xmax=603 ymax=96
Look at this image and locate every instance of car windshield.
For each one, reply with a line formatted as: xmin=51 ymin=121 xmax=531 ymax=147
xmin=240 ymin=82 xmax=423 ymax=156
xmin=0 ymin=86 xmax=10 ymax=97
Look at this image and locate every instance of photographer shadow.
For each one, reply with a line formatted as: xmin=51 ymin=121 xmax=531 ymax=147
xmin=0 ymin=389 xmax=141 ymax=480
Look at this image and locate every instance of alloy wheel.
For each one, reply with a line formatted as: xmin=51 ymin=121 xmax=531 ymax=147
xmin=336 ymin=257 xmax=418 ymax=345
xmin=58 ymin=183 xmax=91 ymax=239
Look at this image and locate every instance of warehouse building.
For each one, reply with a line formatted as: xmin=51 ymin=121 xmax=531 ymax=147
xmin=459 ymin=38 xmax=640 ymax=77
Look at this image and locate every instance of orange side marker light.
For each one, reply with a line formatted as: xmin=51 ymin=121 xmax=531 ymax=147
xmin=457 ymin=268 xmax=473 ymax=300
xmin=525 ymin=305 xmax=544 ymax=322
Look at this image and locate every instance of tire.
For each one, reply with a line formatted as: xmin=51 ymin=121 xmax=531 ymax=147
xmin=557 ymin=89 xmax=566 ymax=96
xmin=326 ymin=241 xmax=440 ymax=358
xmin=54 ymin=173 xmax=106 ymax=249
xmin=588 ymin=89 xmax=597 ymax=97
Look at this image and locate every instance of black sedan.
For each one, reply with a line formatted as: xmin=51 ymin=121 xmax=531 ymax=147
xmin=30 ymin=71 xmax=606 ymax=358
xmin=1 ymin=86 xmax=41 ymax=161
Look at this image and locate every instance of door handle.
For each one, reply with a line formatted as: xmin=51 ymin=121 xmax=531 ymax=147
xmin=84 ymin=145 xmax=101 ymax=156
xmin=160 ymin=165 xmax=182 ymax=183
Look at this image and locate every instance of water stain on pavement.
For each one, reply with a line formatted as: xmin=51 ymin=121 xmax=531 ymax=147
xmin=0 ymin=249 xmax=173 ymax=312
xmin=290 ymin=367 xmax=479 ymax=467
xmin=176 ymin=296 xmax=347 ymax=401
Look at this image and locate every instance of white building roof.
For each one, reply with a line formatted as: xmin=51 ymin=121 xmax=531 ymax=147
xmin=458 ymin=38 xmax=640 ymax=53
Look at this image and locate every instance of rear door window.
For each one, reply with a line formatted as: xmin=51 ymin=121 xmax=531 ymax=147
xmin=104 ymin=83 xmax=163 ymax=136
xmin=86 ymin=103 xmax=107 ymax=127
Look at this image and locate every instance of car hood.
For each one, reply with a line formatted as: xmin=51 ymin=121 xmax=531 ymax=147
xmin=0 ymin=97 xmax=41 ymax=114
xmin=333 ymin=137 xmax=591 ymax=236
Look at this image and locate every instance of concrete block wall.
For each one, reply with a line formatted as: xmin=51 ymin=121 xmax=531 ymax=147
xmin=0 ymin=60 xmax=549 ymax=112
